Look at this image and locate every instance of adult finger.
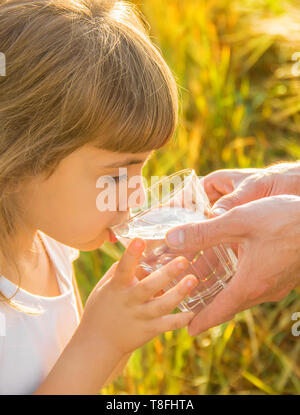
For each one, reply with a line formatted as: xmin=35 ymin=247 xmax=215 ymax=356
xmin=203 ymin=169 xmax=259 ymax=205
xmin=211 ymin=178 xmax=263 ymax=216
xmin=203 ymin=170 xmax=235 ymax=203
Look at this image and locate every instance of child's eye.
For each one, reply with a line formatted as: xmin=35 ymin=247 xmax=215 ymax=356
xmin=112 ymin=175 xmax=127 ymax=183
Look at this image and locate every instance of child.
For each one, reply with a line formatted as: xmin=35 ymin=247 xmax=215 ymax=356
xmin=0 ymin=0 xmax=198 ymax=394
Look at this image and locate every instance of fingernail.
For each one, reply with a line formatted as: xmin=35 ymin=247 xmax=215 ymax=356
xmin=166 ymin=229 xmax=185 ymax=248
xmin=212 ymin=207 xmax=227 ymax=216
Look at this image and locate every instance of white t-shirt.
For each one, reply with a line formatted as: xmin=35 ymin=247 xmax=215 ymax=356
xmin=0 ymin=230 xmax=81 ymax=395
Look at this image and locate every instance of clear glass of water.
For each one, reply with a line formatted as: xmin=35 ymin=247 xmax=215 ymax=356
xmin=111 ymin=169 xmax=237 ymax=313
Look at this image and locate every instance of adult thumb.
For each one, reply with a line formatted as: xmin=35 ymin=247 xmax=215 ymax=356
xmin=165 ymin=211 xmax=240 ymax=252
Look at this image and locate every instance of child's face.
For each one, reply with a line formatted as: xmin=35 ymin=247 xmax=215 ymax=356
xmin=20 ymin=144 xmax=152 ymax=250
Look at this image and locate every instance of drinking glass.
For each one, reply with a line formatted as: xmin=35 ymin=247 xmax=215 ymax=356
xmin=111 ymin=169 xmax=237 ymax=313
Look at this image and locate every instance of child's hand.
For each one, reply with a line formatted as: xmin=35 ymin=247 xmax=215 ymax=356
xmin=79 ymin=238 xmax=198 ymax=356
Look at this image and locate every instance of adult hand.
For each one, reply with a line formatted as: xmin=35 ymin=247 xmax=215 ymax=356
xmin=204 ymin=162 xmax=300 ymax=215
xmin=203 ymin=168 xmax=260 ymax=205
xmin=165 ymin=195 xmax=300 ymax=335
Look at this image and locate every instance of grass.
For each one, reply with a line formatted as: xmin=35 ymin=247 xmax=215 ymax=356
xmin=73 ymin=0 xmax=300 ymax=394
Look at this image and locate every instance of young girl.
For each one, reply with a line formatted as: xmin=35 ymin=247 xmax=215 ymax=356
xmin=0 ymin=0 xmax=198 ymax=394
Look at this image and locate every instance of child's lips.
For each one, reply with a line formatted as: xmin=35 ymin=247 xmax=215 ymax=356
xmin=108 ymin=228 xmax=119 ymax=243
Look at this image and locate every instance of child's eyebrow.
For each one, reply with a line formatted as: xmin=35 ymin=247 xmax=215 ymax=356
xmin=103 ymin=152 xmax=153 ymax=168
xmin=104 ymin=158 xmax=146 ymax=168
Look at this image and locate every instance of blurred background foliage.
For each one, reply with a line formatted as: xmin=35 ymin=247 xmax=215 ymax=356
xmin=74 ymin=0 xmax=300 ymax=394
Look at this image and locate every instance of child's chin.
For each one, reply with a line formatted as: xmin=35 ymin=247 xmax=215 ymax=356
xmin=78 ymin=235 xmax=106 ymax=251
xmin=79 ymin=229 xmax=118 ymax=250
xmin=79 ymin=240 xmax=104 ymax=251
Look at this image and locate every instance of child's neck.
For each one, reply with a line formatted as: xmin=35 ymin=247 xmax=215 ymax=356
xmin=1 ymin=230 xmax=61 ymax=297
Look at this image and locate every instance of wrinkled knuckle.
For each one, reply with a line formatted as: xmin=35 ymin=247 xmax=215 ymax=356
xmin=249 ymin=172 xmax=265 ymax=183
xmin=291 ymin=175 xmax=300 ymax=194
xmin=226 ymin=191 xmax=241 ymax=206
xmin=193 ymin=223 xmax=207 ymax=246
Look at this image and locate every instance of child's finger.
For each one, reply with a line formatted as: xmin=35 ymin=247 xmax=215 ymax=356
xmin=154 ymin=311 xmax=195 ymax=334
xmin=132 ymin=256 xmax=190 ymax=302
xmin=135 ymin=263 xmax=174 ymax=298
xmin=141 ymin=274 xmax=198 ymax=318
xmin=112 ymin=238 xmax=145 ymax=287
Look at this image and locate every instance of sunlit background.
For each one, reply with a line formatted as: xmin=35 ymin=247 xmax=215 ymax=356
xmin=74 ymin=0 xmax=300 ymax=394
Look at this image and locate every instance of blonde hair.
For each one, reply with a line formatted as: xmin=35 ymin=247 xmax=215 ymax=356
xmin=0 ymin=0 xmax=179 ymax=310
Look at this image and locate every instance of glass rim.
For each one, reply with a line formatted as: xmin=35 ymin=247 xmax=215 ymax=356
xmin=111 ymin=168 xmax=204 ymax=231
